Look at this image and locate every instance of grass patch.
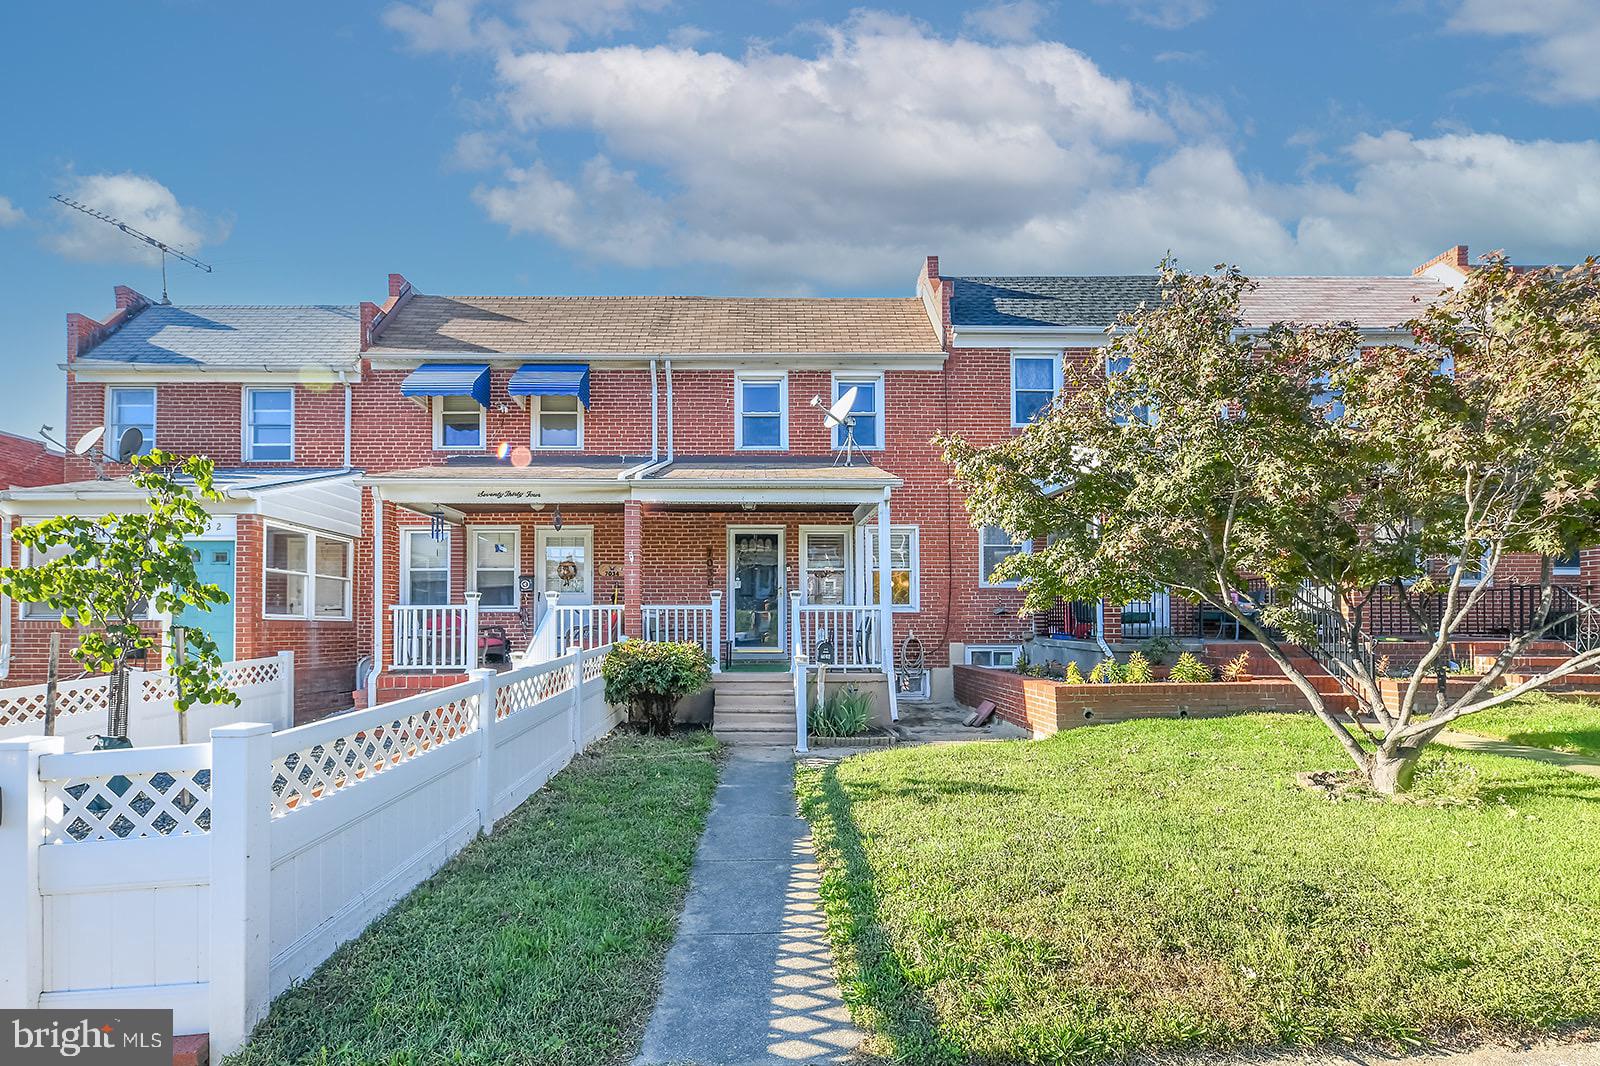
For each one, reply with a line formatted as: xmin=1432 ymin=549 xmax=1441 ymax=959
xmin=1455 ymin=695 xmax=1600 ymax=759
xmin=227 ymin=731 xmax=719 ymax=1066
xmin=797 ymin=714 xmax=1600 ymax=1065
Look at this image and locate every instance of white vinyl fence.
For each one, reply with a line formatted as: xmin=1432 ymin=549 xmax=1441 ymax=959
xmin=0 ymin=652 xmax=296 ymax=750
xmin=0 ymin=645 xmax=621 ymax=1058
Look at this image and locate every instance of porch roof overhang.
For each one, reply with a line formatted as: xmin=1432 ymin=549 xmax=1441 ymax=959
xmin=362 ymin=454 xmax=901 ymax=507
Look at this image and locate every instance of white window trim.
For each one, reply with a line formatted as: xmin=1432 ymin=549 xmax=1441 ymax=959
xmin=1010 ymin=350 xmax=1062 ymax=429
xmin=979 ymin=525 xmax=1032 ymax=588
xmin=243 ymin=386 xmax=295 ymax=462
xmin=433 ymin=395 xmax=486 ymax=451
xmin=106 ymin=384 xmax=157 ymax=454
xmin=468 ymin=525 xmax=522 ymax=613
xmin=965 ymin=644 xmax=1021 ymax=668
xmin=400 ymin=526 xmax=453 ymax=606
xmin=263 ymin=522 xmax=352 ymax=621
xmin=829 ymin=372 xmax=885 ymax=451
xmin=800 ymin=525 xmax=853 ymax=606
xmin=530 ymin=395 xmax=584 ymax=451
xmin=735 ymin=372 xmax=788 ymax=451
xmin=865 ymin=524 xmax=920 ymax=613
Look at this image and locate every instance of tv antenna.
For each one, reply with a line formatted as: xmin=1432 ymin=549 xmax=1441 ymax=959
xmin=51 ymin=194 xmax=212 ymax=304
xmin=811 ymin=387 xmax=861 ymax=467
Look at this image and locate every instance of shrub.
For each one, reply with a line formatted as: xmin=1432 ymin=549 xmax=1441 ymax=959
xmin=1123 ymin=651 xmax=1154 ymax=684
xmin=1167 ymin=652 xmax=1214 ymax=683
xmin=1088 ymin=657 xmax=1124 ymax=684
xmin=601 ymin=639 xmax=712 ymax=737
xmin=1140 ymin=635 xmax=1179 ymax=663
xmin=809 ymin=686 xmax=873 ymax=738
xmin=1219 ymin=651 xmax=1253 ymax=682
xmin=1063 ymin=661 xmax=1086 ymax=685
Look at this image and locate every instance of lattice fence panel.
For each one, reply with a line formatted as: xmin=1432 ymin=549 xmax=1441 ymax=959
xmin=221 ymin=658 xmax=281 ymax=691
xmin=139 ymin=673 xmax=179 ymax=703
xmin=270 ymin=693 xmax=479 ymax=816
xmin=44 ymin=767 xmax=212 ymax=844
xmin=581 ymin=652 xmax=607 ymax=684
xmin=496 ymin=663 xmax=575 ymax=720
xmin=0 ymin=676 xmax=111 ymax=730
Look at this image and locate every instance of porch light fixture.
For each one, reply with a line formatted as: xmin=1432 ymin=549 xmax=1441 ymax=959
xmin=740 ymin=502 xmax=756 ymax=512
xmin=551 ymin=504 xmax=564 ymax=530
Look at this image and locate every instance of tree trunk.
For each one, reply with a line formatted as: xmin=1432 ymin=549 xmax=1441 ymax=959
xmin=43 ymin=630 xmax=60 ymax=737
xmin=1369 ymin=745 xmax=1424 ymax=796
xmin=108 ymin=654 xmax=131 ymax=741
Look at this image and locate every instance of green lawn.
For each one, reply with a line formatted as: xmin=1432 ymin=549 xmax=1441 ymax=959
xmin=797 ymin=715 xmax=1600 ymax=1065
xmin=1455 ymin=695 xmax=1600 ymax=759
xmin=226 ymin=732 xmax=720 ymax=1066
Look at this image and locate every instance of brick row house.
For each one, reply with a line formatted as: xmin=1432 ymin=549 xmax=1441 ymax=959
xmin=2 ymin=248 xmax=1594 ymax=723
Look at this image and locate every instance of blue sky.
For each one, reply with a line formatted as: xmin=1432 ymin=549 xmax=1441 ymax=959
xmin=1 ymin=0 xmax=1596 ymax=440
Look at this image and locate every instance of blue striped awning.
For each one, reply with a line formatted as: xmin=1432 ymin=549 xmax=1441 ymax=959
xmin=507 ymin=363 xmax=590 ymax=407
xmin=400 ymin=363 xmax=490 ymax=406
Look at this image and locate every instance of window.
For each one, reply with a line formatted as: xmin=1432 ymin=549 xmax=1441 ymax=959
xmin=19 ymin=543 xmax=71 ymax=620
xmin=1011 ymin=353 xmax=1060 ymax=426
xmin=802 ymin=530 xmax=850 ymax=605
xmin=866 ymin=526 xmax=919 ymax=611
xmin=831 ymin=374 xmax=882 ymax=449
xmin=1553 ymin=547 xmax=1582 ymax=576
xmin=980 ymin=525 xmax=1031 ymax=587
xmin=402 ymin=528 xmax=451 ymax=605
xmin=533 ymin=395 xmax=583 ymax=450
xmin=471 ymin=528 xmax=519 ymax=610
xmin=736 ymin=374 xmax=786 ymax=450
xmin=265 ymin=525 xmax=351 ymax=620
xmin=1107 ymin=356 xmax=1158 ymax=425
xmin=434 ymin=395 xmax=484 ymax=450
xmin=245 ymin=388 xmax=294 ymax=461
xmin=965 ymin=645 xmax=1020 ymax=669
xmin=1447 ymin=545 xmax=1494 ymax=587
xmin=107 ymin=387 xmax=156 ymax=454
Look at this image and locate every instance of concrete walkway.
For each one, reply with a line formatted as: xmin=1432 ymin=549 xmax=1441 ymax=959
xmin=1437 ymin=730 xmax=1600 ymax=778
xmin=636 ymin=747 xmax=865 ymax=1066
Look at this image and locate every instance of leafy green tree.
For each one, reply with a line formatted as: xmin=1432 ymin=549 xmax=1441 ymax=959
xmin=942 ymin=257 xmax=1600 ymax=795
xmin=0 ymin=452 xmax=238 ymax=743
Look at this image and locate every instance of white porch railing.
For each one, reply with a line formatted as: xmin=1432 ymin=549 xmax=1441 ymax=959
xmin=642 ymin=592 xmax=722 ymax=671
xmin=792 ymin=604 xmax=881 ymax=668
xmin=551 ymin=603 xmax=625 ymax=655
xmin=389 ymin=597 xmax=480 ymax=672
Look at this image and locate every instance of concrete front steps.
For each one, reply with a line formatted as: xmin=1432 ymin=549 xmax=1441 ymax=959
xmin=711 ymin=672 xmax=797 ymax=746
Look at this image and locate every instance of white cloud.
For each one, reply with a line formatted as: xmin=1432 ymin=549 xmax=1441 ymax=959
xmin=48 ymin=173 xmax=226 ymax=264
xmin=384 ymin=0 xmax=669 ymax=53
xmin=1447 ymin=0 xmax=1600 ymax=103
xmin=1094 ymin=0 xmax=1211 ymax=30
xmin=963 ymin=0 xmax=1050 ymax=43
xmin=452 ymin=10 xmax=1600 ymax=282
xmin=0 ymin=196 xmax=23 ymax=227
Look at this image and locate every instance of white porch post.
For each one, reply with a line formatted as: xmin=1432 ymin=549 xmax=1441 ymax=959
xmin=789 ymin=589 xmax=803 ymax=667
xmin=876 ymin=489 xmax=899 ymax=722
xmin=708 ymin=591 xmax=723 ymax=673
xmin=464 ymin=592 xmax=482 ymax=671
xmin=368 ymin=487 xmax=384 ymax=705
xmin=0 ymin=735 xmax=63 ymax=1010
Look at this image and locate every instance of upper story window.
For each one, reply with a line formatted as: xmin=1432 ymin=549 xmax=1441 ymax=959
xmin=1011 ymin=353 xmax=1061 ymax=426
xmin=264 ymin=524 xmax=351 ymax=620
xmin=434 ymin=396 xmax=484 ymax=450
xmin=401 ymin=528 xmax=451 ymax=605
xmin=1553 ymin=546 xmax=1582 ymax=576
xmin=832 ymin=374 xmax=883 ymax=450
xmin=533 ymin=395 xmax=583 ymax=450
xmin=736 ymin=373 xmax=787 ymax=450
xmin=245 ymin=387 xmax=294 ymax=461
xmin=979 ymin=524 xmax=1031 ymax=587
xmin=107 ymin=387 xmax=156 ymax=455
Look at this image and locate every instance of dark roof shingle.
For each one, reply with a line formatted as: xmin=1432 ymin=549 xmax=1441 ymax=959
xmin=76 ymin=304 xmax=361 ymax=370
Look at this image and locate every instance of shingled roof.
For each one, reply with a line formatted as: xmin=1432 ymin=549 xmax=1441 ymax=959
xmin=368 ymin=294 xmax=942 ymax=355
xmin=75 ymin=304 xmax=361 ymax=370
xmin=951 ymin=274 xmax=1450 ymax=331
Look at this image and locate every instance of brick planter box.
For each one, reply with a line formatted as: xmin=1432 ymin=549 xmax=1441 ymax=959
xmin=952 ymin=665 xmax=1315 ymax=737
xmin=1376 ymin=675 xmax=1484 ymax=715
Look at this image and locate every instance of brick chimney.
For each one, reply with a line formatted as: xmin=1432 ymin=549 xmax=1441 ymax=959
xmin=916 ymin=254 xmax=951 ymax=348
xmin=113 ymin=285 xmax=151 ymax=311
xmin=1413 ymin=245 xmax=1471 ymax=283
xmin=388 ymin=273 xmax=412 ymax=299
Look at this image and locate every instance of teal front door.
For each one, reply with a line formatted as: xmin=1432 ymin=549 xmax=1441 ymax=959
xmin=176 ymin=540 xmax=236 ymax=661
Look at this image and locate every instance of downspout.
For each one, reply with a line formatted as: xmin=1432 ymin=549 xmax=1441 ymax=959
xmin=650 ymin=357 xmax=660 ymax=462
xmin=664 ymin=358 xmax=675 ymax=462
xmin=340 ymin=371 xmax=353 ymax=468
xmin=0 ymin=513 xmax=11 ymax=679
xmin=368 ymin=487 xmax=383 ymax=706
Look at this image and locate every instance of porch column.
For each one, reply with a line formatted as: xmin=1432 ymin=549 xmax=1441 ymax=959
xmin=876 ymin=489 xmax=899 ymax=722
xmin=623 ymin=499 xmax=643 ymax=639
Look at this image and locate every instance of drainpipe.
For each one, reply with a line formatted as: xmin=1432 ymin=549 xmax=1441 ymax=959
xmin=664 ymin=358 xmax=675 ymax=462
xmin=650 ymin=357 xmax=660 ymax=462
xmin=368 ymin=487 xmax=383 ymax=706
xmin=0 ymin=513 xmax=10 ymax=679
xmin=340 ymin=371 xmax=353 ymax=468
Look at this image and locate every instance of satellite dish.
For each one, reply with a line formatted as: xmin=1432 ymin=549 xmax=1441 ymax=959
xmin=114 ymin=427 xmax=144 ymax=463
xmin=73 ymin=426 xmax=106 ymax=456
xmin=824 ymin=387 xmax=859 ymax=429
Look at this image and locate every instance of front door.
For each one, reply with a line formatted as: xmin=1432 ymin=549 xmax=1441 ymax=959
xmin=535 ymin=526 xmax=594 ymax=623
xmin=729 ymin=528 xmax=784 ymax=657
xmin=176 ymin=539 xmax=235 ymax=661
